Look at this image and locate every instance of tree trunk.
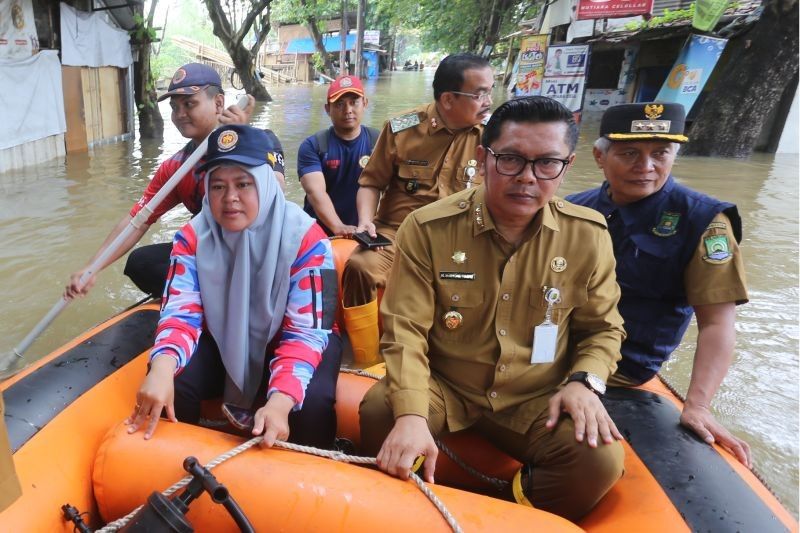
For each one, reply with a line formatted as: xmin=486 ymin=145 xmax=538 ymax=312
xmin=304 ymin=13 xmax=335 ymax=78
xmin=132 ymin=1 xmax=164 ymax=139
xmin=479 ymin=0 xmax=513 ymax=55
xmin=205 ymin=0 xmax=272 ymax=102
xmin=684 ymin=0 xmax=799 ymax=157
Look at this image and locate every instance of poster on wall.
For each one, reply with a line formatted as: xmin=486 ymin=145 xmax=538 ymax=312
xmin=577 ymin=0 xmax=654 ymax=20
xmin=655 ymin=34 xmax=728 ymax=113
xmin=514 ymin=34 xmax=548 ymax=96
xmin=541 ymin=44 xmax=591 ymax=113
xmin=0 ymin=0 xmax=37 ymax=60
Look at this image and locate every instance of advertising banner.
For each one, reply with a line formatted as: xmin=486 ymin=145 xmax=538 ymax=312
xmin=693 ymin=0 xmax=728 ymax=31
xmin=541 ymin=44 xmax=591 ymax=113
xmin=0 ymin=0 xmax=37 ymax=60
xmin=577 ymin=0 xmax=654 ymax=20
xmin=655 ymin=34 xmax=727 ymax=113
xmin=514 ymin=34 xmax=548 ymax=96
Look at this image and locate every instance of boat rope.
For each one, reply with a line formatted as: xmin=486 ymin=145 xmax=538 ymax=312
xmin=340 ymin=366 xmax=510 ymax=492
xmin=96 ymin=436 xmax=463 ymax=533
xmin=656 ymin=372 xmax=782 ymax=502
xmin=435 ymin=439 xmax=510 ymax=491
xmin=339 ymin=367 xmax=385 ymax=380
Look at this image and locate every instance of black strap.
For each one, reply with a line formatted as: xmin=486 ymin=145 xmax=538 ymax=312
xmin=315 ymin=126 xmax=380 ymax=158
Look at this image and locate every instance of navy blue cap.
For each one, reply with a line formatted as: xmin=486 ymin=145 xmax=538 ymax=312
xmin=157 ymin=63 xmax=222 ymax=102
xmin=601 ymin=103 xmax=688 ymax=143
xmin=198 ymin=125 xmax=273 ymax=172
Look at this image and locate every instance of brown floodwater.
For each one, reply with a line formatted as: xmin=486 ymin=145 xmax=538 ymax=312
xmin=0 ymin=70 xmax=797 ymax=515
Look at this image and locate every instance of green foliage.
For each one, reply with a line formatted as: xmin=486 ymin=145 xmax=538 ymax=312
xmin=311 ymin=51 xmax=325 ymax=70
xmin=152 ymin=0 xmax=219 ymax=83
xmin=130 ymin=13 xmax=157 ymax=43
xmin=621 ymin=1 xmax=735 ymax=31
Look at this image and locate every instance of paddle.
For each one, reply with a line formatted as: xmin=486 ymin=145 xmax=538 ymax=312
xmin=1 ymin=94 xmax=251 ymax=373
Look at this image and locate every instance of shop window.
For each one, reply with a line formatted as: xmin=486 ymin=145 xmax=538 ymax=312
xmin=587 ymin=49 xmax=625 ymax=89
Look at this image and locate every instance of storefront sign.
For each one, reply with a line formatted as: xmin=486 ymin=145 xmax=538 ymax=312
xmin=514 ymin=34 xmax=548 ymax=96
xmin=541 ymin=44 xmax=591 ymax=113
xmin=577 ymin=0 xmax=654 ymax=20
xmin=656 ymin=34 xmax=728 ymax=113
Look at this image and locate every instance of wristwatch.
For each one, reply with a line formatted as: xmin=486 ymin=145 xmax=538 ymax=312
xmin=567 ymin=372 xmax=606 ymax=396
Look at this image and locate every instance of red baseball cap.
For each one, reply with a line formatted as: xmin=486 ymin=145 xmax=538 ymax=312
xmin=327 ymin=75 xmax=365 ymax=103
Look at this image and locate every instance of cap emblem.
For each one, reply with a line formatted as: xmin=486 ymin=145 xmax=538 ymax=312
xmin=644 ymin=104 xmax=664 ymax=120
xmin=217 ymin=130 xmax=239 ymax=152
xmin=340 ymin=77 xmax=353 ymax=88
xmin=172 ymin=68 xmax=187 ymax=84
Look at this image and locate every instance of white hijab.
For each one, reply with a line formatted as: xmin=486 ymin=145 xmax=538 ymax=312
xmin=191 ymin=163 xmax=314 ymax=407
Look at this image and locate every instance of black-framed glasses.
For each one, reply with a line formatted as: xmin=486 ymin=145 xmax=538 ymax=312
xmin=450 ymin=86 xmax=495 ymax=102
xmin=486 ymin=147 xmax=570 ymax=180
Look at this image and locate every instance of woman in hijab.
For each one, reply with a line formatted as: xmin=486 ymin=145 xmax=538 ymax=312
xmin=126 ymin=124 xmax=342 ymax=449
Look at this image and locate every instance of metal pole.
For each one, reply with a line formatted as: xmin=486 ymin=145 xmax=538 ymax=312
xmin=340 ymin=0 xmax=347 ymax=76
xmin=354 ymin=0 xmax=365 ymax=78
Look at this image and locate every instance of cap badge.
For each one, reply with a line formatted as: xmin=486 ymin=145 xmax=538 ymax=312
xmin=172 ymin=68 xmax=187 ymax=84
xmin=452 ymin=251 xmax=466 ymax=264
xmin=550 ymin=257 xmax=567 ymax=273
xmin=644 ymin=104 xmax=664 ymax=120
xmin=443 ymin=310 xmax=464 ymax=330
xmin=340 ymin=77 xmax=353 ymax=88
xmin=359 ymin=155 xmax=370 ymax=169
xmin=217 ymin=130 xmax=239 ymax=152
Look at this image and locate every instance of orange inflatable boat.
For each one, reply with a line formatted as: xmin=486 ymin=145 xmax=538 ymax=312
xmin=0 ymin=238 xmax=796 ymax=531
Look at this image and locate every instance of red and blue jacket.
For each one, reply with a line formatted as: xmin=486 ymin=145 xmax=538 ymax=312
xmin=150 ymin=222 xmax=337 ymax=408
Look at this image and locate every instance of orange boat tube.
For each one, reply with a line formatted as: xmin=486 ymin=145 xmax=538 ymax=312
xmin=92 ymin=421 xmax=580 ymax=532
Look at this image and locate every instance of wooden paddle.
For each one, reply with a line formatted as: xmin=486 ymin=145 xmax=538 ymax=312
xmin=1 ymin=94 xmax=251 ymax=373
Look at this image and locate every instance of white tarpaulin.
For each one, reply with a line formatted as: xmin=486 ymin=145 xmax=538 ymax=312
xmin=60 ymin=2 xmax=132 ymax=68
xmin=0 ymin=50 xmax=66 ymax=150
xmin=0 ymin=0 xmax=37 ymax=60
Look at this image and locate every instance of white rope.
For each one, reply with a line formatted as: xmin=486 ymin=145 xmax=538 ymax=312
xmin=96 ymin=437 xmax=463 ymax=533
xmin=339 ymin=367 xmax=384 ymax=381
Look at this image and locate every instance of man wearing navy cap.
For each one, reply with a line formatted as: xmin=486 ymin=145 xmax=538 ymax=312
xmin=65 ymin=63 xmax=286 ymax=299
xmin=567 ymin=103 xmax=751 ymax=467
xmin=297 ymin=75 xmax=379 ymax=236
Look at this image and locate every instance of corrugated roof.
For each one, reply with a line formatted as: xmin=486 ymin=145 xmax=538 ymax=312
xmin=285 ymin=34 xmax=357 ymax=54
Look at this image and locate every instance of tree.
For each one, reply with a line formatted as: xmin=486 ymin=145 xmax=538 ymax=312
xmin=131 ymin=1 xmax=164 ymax=139
xmin=204 ymin=0 xmax=273 ymax=101
xmin=274 ymin=0 xmax=340 ymax=78
xmin=301 ymin=0 xmax=336 ymax=78
xmin=684 ymin=0 xmax=799 ymax=157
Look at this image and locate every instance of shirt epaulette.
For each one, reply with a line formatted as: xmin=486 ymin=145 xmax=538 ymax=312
xmin=389 ymin=110 xmax=424 ymax=134
xmin=413 ymin=188 xmax=477 ymax=225
xmin=552 ymin=198 xmax=608 ymax=228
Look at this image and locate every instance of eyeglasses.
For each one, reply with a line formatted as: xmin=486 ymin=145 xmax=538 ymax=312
xmin=486 ymin=147 xmax=570 ymax=180
xmin=450 ymin=87 xmax=495 ymax=102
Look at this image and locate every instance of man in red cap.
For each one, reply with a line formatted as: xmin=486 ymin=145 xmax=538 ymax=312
xmin=297 ymin=75 xmax=379 ymax=236
xmin=65 ymin=63 xmax=286 ymax=298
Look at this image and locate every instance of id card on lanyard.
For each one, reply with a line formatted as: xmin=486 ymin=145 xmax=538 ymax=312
xmin=531 ymin=287 xmax=561 ymax=364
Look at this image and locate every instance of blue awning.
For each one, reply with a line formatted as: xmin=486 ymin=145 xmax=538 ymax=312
xmin=285 ymin=34 xmax=356 ymax=54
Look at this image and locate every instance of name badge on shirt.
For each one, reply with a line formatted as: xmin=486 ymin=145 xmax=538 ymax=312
xmin=531 ymin=287 xmax=561 ymax=364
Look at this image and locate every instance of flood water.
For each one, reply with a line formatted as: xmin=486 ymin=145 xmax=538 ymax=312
xmin=0 ymin=70 xmax=797 ymax=516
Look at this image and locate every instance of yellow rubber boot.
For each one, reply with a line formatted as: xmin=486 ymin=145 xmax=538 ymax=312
xmin=511 ymin=465 xmax=535 ymax=507
xmin=343 ymin=299 xmax=382 ymax=365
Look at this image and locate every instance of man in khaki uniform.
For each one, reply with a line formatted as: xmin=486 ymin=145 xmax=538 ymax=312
xmin=342 ymin=53 xmax=494 ymax=363
xmin=567 ymin=102 xmax=751 ymax=467
xmin=360 ymin=97 xmax=625 ymax=521
xmin=0 ymin=394 xmax=22 ymax=511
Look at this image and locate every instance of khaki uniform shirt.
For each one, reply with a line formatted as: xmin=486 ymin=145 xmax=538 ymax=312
xmin=359 ymin=102 xmax=484 ymax=228
xmin=380 ymin=186 xmax=625 ymax=434
xmin=684 ymin=212 xmax=748 ymax=306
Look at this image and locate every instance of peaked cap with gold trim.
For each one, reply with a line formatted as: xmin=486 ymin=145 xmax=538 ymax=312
xmin=600 ymin=102 xmax=688 ymax=143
